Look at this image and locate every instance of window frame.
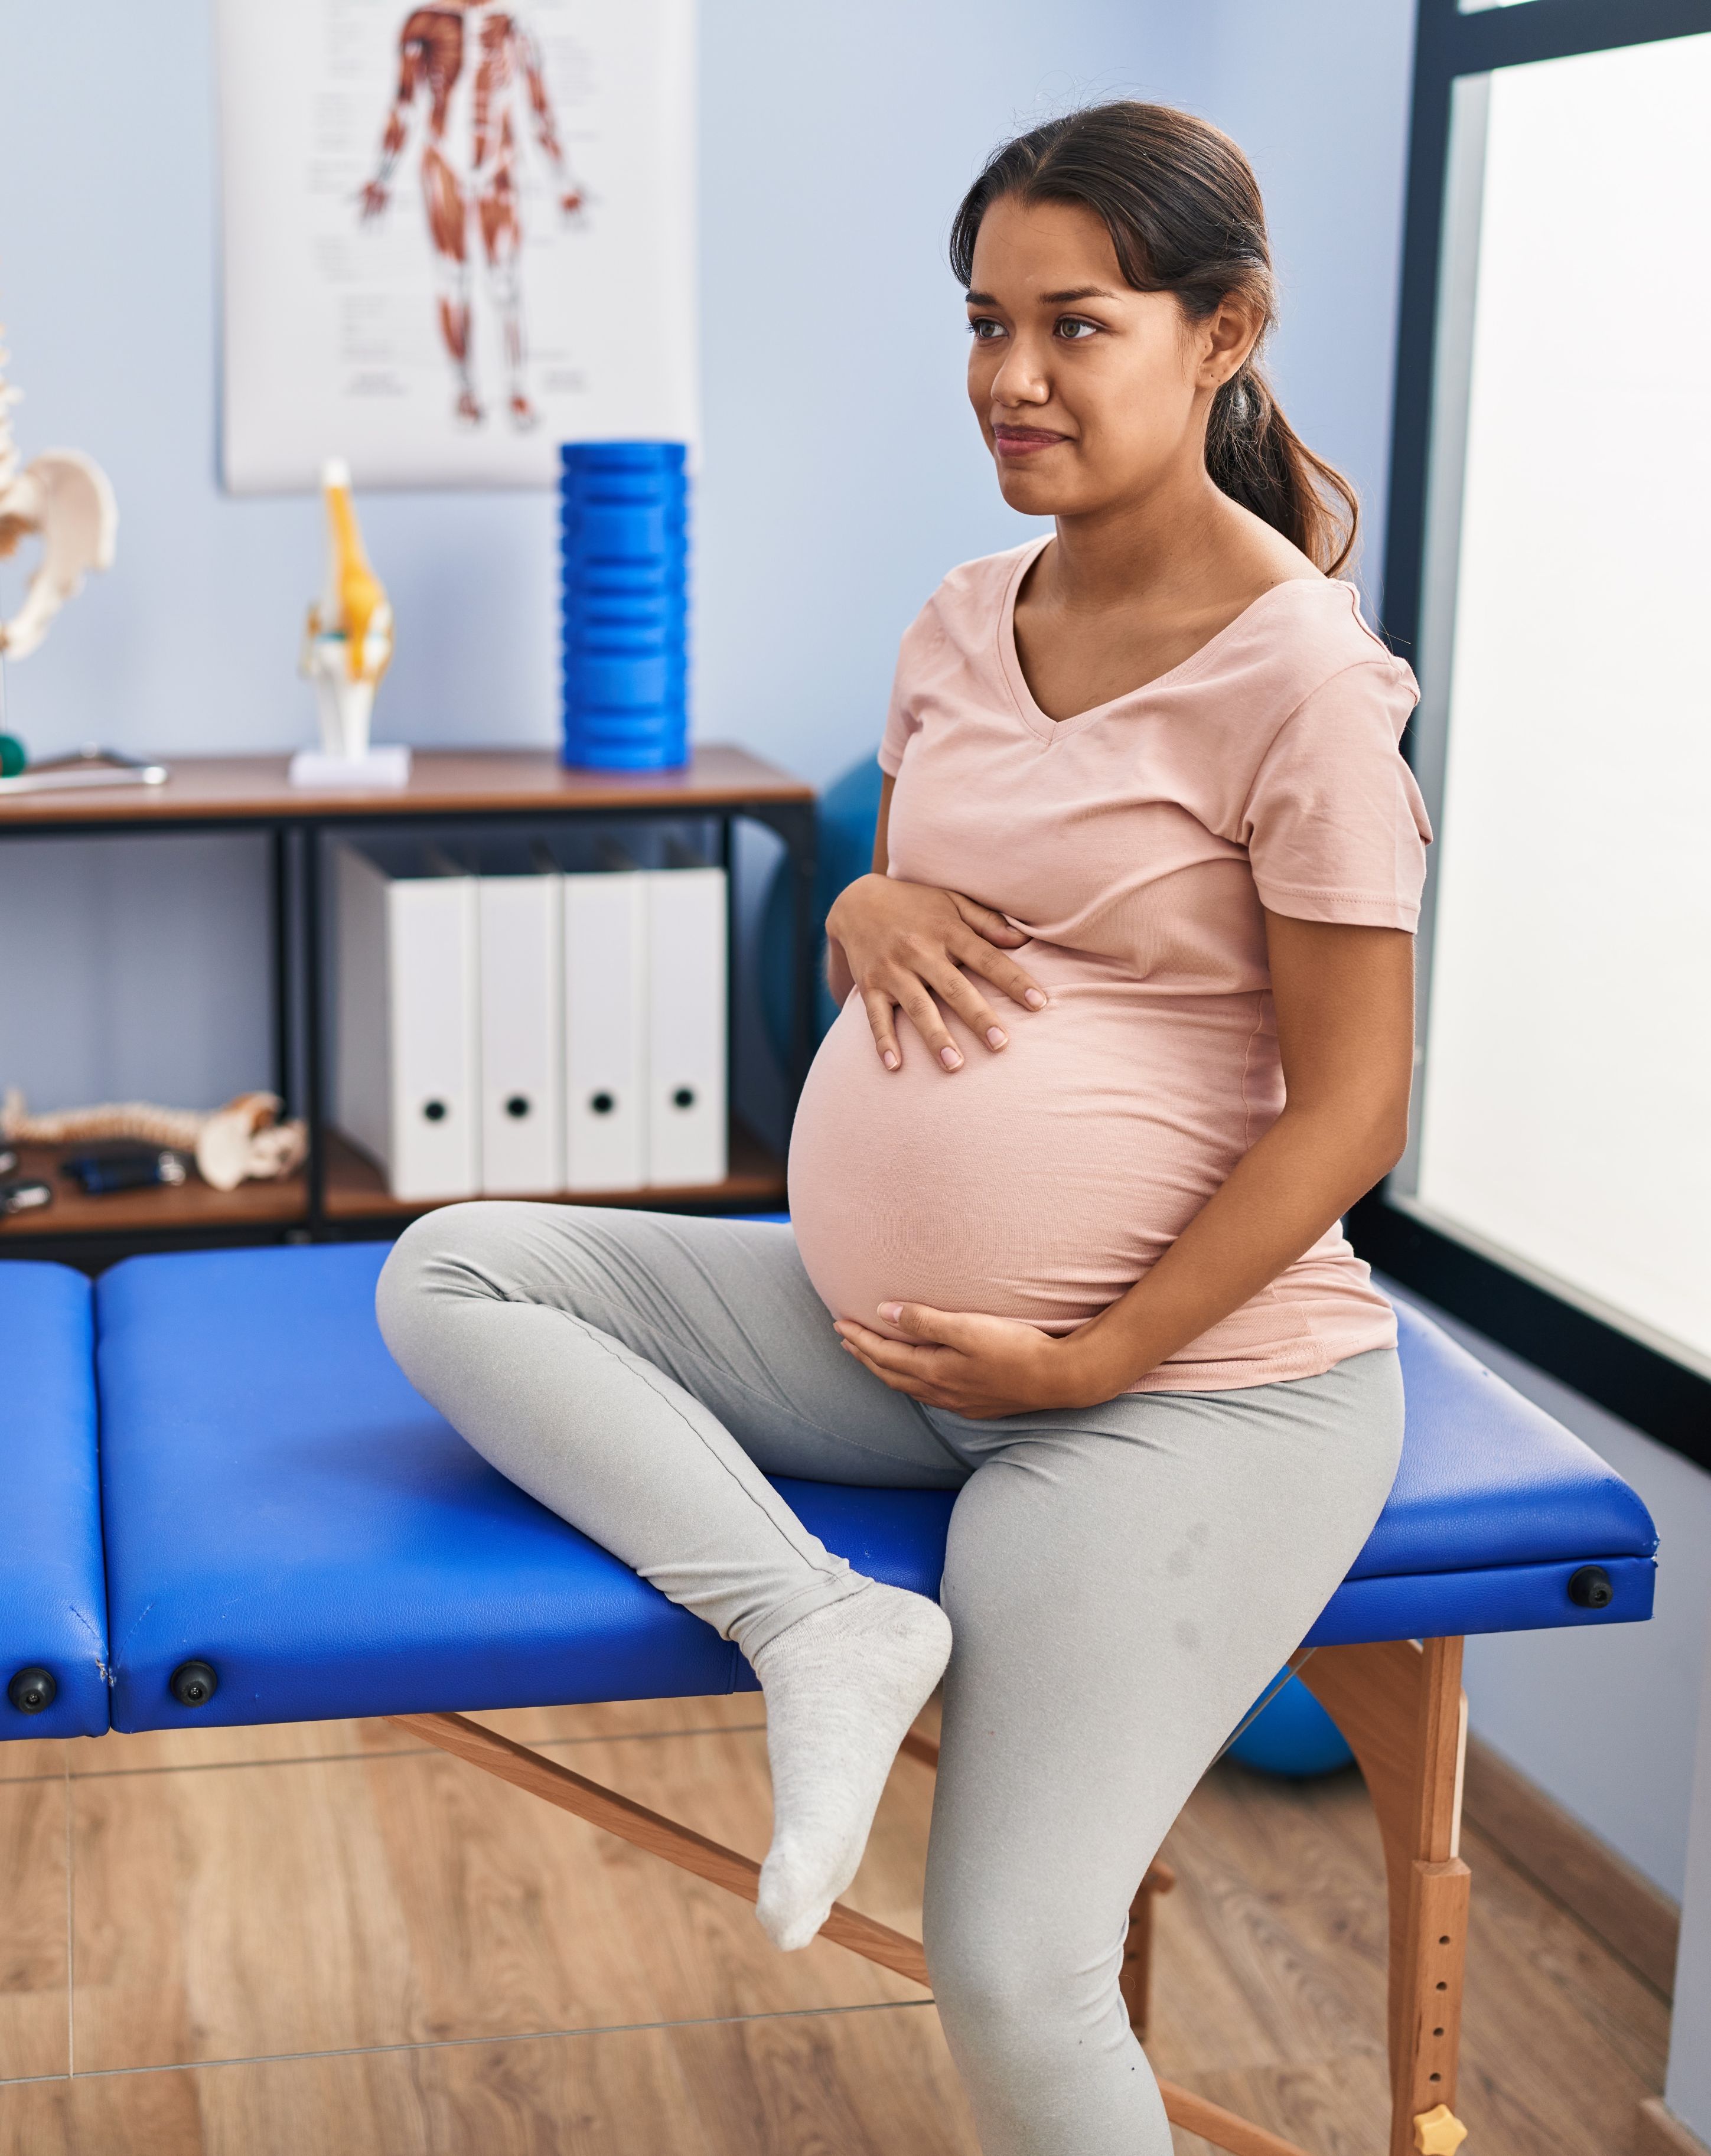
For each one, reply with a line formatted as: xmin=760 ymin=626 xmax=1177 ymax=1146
xmin=1348 ymin=0 xmax=1711 ymax=1466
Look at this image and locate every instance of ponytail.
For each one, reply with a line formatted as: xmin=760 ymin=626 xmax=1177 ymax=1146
xmin=1205 ymin=367 xmax=1359 ymax=576
xmin=949 ymin=103 xmax=1359 ymax=576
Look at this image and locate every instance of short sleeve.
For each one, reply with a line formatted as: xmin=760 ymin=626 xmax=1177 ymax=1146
xmin=876 ymin=600 xmax=939 ymax=777
xmin=1241 ymin=660 xmax=1432 ymax=930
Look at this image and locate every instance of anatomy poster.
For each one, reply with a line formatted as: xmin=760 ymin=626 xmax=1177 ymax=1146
xmin=216 ymin=0 xmax=697 ymax=492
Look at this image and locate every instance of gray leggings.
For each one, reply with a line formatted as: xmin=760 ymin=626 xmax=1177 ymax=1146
xmin=376 ymin=1205 xmax=1403 ymax=2156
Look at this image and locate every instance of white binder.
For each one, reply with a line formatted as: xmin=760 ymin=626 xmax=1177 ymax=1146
xmin=561 ymin=868 xmax=648 ymax=1192
xmin=477 ymin=856 xmax=564 ymax=1195
xmin=645 ymin=864 xmax=728 ymax=1188
xmin=332 ymin=841 xmax=480 ymax=1201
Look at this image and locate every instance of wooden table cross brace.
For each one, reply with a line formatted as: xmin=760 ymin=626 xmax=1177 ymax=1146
xmin=395 ymin=1632 xmax=1471 ymax=2156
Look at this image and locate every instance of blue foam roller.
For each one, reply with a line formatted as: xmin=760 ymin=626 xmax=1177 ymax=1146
xmin=560 ymin=441 xmax=688 ymax=770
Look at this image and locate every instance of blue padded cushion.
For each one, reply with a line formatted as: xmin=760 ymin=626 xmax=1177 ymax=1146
xmin=0 ymin=1262 xmax=109 ymax=1739
xmin=95 ymin=1244 xmax=1655 ymax=1733
xmin=1360 ymin=1299 xmax=1655 ymax=1578
xmin=96 ymin=1246 xmax=954 ymax=1731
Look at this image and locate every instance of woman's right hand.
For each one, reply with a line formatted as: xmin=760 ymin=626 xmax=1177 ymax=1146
xmin=824 ymin=874 xmax=1048 ymax=1072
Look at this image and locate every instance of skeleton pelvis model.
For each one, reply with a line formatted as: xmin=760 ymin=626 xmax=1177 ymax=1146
xmin=0 ymin=327 xmax=118 ymax=661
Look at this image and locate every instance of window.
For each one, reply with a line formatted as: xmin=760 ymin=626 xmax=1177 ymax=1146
xmin=1358 ymin=0 xmax=1711 ymax=1456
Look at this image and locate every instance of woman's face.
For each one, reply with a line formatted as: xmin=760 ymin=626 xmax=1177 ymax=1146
xmin=964 ymin=194 xmax=1250 ymax=520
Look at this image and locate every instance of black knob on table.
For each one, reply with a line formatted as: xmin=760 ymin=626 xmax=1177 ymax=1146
xmin=170 ymin=1660 xmax=219 ymax=1708
xmin=672 ymin=1087 xmax=696 ymax=1110
xmin=7 ymin=1666 xmax=57 ymax=1715
xmin=504 ymin=1095 xmax=531 ymax=1119
xmin=1567 ymin=1565 xmax=1613 ymax=1610
xmin=589 ymin=1092 xmax=615 ymax=1115
xmin=422 ymin=1100 xmax=448 ymax=1123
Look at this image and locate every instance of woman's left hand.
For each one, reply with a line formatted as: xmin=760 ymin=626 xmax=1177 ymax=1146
xmin=834 ymin=1302 xmax=1114 ymax=1419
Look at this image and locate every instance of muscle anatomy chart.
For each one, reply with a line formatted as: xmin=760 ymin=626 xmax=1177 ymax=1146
xmin=217 ymin=0 xmax=696 ymax=491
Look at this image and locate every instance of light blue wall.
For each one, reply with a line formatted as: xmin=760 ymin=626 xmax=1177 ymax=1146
xmin=1161 ymin=0 xmax=1418 ymax=609
xmin=8 ymin=0 xmax=1706 ymax=2010
xmin=0 ymin=0 xmax=1417 ymax=1108
xmin=1669 ymin=1618 xmax=1711 ymax=2137
xmin=0 ymin=0 xmax=1159 ymax=1107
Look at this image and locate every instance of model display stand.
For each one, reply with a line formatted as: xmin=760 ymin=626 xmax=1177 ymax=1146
xmin=292 ymin=459 xmax=410 ymax=790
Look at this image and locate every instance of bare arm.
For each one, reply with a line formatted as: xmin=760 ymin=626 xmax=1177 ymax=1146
xmin=836 ymin=914 xmax=1416 ymax=1415
xmin=359 ymin=32 xmax=422 ymax=216
xmin=520 ymin=30 xmax=584 ymax=210
xmin=824 ymin=772 xmax=1048 ymax=1069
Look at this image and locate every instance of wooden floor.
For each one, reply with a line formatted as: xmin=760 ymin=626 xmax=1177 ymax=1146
xmin=0 ymin=1695 xmax=1668 ymax=2155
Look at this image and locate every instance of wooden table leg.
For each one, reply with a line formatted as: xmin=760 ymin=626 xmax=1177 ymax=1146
xmin=1300 ymin=1638 xmax=1472 ymax=2156
xmin=1119 ymin=1858 xmax=1178 ymax=2040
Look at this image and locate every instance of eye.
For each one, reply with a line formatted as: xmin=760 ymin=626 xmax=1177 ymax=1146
xmin=1055 ymin=315 xmax=1101 ymax=341
xmin=966 ymin=315 xmax=1007 ymax=341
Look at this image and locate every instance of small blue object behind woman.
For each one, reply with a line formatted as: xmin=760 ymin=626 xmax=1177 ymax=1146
xmin=379 ymin=101 xmax=1429 ymax=2156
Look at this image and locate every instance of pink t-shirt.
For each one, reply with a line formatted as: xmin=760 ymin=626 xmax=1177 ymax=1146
xmin=787 ymin=536 xmax=1432 ymax=1392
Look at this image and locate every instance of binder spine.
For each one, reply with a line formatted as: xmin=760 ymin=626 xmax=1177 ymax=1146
xmin=478 ymin=871 xmax=565 ymax=1196
xmin=646 ymin=865 xmax=728 ymax=1188
xmin=562 ymin=871 xmax=648 ymax=1191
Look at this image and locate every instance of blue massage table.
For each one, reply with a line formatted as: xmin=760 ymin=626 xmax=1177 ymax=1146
xmin=1 ymin=1242 xmax=1658 ymax=2156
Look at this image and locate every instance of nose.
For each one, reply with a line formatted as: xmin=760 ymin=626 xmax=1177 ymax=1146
xmin=988 ymin=331 xmax=1052 ymax=410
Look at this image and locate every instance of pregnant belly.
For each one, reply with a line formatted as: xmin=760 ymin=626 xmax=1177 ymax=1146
xmin=787 ymin=951 xmax=1270 ymax=1336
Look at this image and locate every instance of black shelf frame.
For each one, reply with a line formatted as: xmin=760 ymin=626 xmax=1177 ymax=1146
xmin=1358 ymin=0 xmax=1711 ymax=1465
xmin=0 ymin=788 xmax=817 ymax=1271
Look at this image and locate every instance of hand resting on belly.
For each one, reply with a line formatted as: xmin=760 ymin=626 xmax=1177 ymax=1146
xmin=824 ymin=871 xmax=1050 ymax=1073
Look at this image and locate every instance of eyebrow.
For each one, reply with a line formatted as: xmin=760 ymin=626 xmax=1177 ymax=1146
xmin=964 ymin=286 xmax=1119 ymax=306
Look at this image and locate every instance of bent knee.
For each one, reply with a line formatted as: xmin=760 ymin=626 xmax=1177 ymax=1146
xmin=925 ymin=1910 xmax=1123 ymax=2066
xmin=374 ymin=1201 xmax=522 ymax=1356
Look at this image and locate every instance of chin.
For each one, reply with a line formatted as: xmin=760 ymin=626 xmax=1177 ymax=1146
xmin=995 ymin=467 xmax=1068 ymax=517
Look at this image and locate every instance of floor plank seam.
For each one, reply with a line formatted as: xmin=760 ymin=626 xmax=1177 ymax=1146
xmin=1462 ymin=1825 xmax=1675 ymax=2008
xmin=0 ymin=1996 xmax=943 ymax=2089
xmin=0 ymin=1721 xmax=772 ymax=1789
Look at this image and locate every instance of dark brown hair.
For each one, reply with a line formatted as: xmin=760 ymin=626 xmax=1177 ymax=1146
xmin=949 ymin=102 xmax=1358 ymax=575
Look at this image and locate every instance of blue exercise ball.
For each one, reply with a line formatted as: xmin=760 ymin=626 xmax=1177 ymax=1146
xmin=1224 ymin=1672 xmax=1354 ymax=1779
xmin=761 ymin=753 xmax=885 ymax=1068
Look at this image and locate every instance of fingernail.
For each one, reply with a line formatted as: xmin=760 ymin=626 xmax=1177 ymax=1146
xmin=1024 ymin=990 xmax=1047 ymax=1009
xmin=879 ymin=1303 xmax=904 ymax=1324
xmin=940 ymin=1046 xmax=963 ymax=1070
xmin=882 ymin=1049 xmax=899 ymax=1070
xmin=986 ymin=1027 xmax=1008 ymax=1049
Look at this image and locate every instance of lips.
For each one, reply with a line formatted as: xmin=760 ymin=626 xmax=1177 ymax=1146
xmin=993 ymin=427 xmax=1070 ymax=455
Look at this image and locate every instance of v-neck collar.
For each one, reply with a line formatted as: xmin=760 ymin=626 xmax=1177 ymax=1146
xmin=995 ymin=536 xmax=1322 ymax=746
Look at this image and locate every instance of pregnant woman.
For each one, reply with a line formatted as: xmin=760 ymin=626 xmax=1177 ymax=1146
xmin=379 ymin=102 xmax=1430 ymax=2155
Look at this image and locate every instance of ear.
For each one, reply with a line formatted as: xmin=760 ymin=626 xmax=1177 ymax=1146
xmin=1198 ymin=295 xmax=1263 ymax=392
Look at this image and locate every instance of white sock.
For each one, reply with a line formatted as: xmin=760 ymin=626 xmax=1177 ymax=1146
xmin=751 ymin=1582 xmax=953 ymax=1952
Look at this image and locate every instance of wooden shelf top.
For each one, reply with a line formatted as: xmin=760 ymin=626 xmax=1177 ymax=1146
xmin=0 ymin=1145 xmax=306 ymax=1239
xmin=0 ymin=744 xmax=813 ymax=829
xmin=0 ymin=1128 xmax=788 ymax=1245
xmin=322 ymin=1127 xmax=787 ymax=1223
